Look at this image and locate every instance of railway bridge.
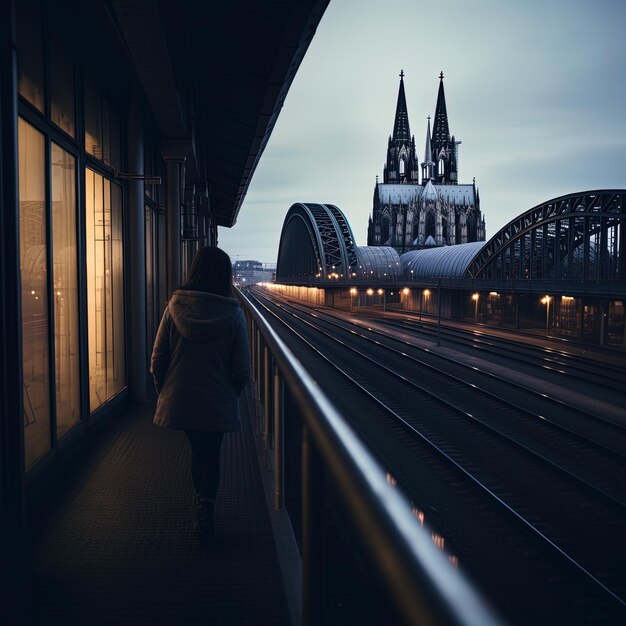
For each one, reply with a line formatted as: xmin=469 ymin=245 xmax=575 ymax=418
xmin=274 ymin=192 xmax=626 ymax=345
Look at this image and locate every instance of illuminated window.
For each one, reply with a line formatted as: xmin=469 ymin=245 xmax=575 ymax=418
xmin=85 ymin=77 xmax=121 ymax=169
xmin=52 ymin=143 xmax=80 ymax=438
xmin=85 ymin=169 xmax=126 ymax=410
xmin=19 ymin=118 xmax=50 ymax=468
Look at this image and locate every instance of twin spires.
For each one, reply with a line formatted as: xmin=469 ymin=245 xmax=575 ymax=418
xmin=387 ymin=70 xmax=455 ymax=185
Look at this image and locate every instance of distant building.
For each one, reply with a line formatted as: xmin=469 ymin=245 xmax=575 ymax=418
xmin=368 ymin=71 xmax=485 ymax=252
xmin=233 ymin=260 xmax=275 ymax=285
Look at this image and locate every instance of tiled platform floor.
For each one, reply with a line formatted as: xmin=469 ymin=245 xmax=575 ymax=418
xmin=29 ymin=394 xmax=289 ymax=625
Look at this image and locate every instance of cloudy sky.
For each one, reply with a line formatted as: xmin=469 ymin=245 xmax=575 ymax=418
xmin=219 ymin=0 xmax=626 ymax=264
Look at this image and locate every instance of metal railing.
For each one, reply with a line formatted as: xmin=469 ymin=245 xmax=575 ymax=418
xmin=238 ymin=287 xmax=502 ymax=626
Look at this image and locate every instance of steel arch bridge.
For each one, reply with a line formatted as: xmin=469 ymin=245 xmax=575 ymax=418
xmin=276 ymin=203 xmax=359 ymax=279
xmin=465 ymin=190 xmax=625 ymax=282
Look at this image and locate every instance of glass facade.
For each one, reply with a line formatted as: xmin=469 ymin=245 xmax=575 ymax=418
xmin=85 ymin=169 xmax=125 ymax=411
xmin=17 ymin=3 xmax=129 ymax=467
xmin=19 ymin=119 xmax=51 ymax=469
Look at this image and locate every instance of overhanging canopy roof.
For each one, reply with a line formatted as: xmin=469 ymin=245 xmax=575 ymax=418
xmin=113 ymin=0 xmax=329 ymax=227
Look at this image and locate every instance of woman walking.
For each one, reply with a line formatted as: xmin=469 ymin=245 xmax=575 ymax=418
xmin=150 ymin=246 xmax=250 ymax=546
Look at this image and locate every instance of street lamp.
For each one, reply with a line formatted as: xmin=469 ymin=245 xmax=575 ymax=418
xmin=420 ymin=289 xmax=430 ymax=323
xmin=541 ymin=295 xmax=551 ymax=333
xmin=377 ymin=288 xmax=385 ymax=313
xmin=472 ymin=292 xmax=480 ymax=322
xmin=349 ymin=287 xmax=357 ymax=312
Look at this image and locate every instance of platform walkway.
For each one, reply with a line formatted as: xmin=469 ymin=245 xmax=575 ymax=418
xmin=28 ymin=389 xmax=290 ymax=625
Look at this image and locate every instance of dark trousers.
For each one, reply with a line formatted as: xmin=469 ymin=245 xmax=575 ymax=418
xmin=184 ymin=431 xmax=224 ymax=501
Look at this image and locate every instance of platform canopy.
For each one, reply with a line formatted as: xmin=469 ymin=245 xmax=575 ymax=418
xmin=112 ymin=0 xmax=330 ymax=227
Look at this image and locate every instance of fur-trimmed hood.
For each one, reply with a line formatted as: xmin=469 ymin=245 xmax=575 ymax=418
xmin=168 ymin=289 xmax=241 ymax=342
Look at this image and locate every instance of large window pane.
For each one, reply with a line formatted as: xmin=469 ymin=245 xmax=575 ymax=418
xmin=17 ymin=1 xmax=45 ymax=112
xmin=50 ymin=39 xmax=75 ymax=137
xmin=19 ymin=118 xmax=51 ymax=469
xmin=51 ymin=144 xmax=80 ymax=437
xmin=84 ymin=76 xmax=121 ymax=169
xmin=85 ymin=169 xmax=125 ymax=410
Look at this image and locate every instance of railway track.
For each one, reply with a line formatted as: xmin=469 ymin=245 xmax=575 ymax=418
xmin=248 ymin=287 xmax=626 ymax=625
xmin=376 ymin=310 xmax=626 ymax=395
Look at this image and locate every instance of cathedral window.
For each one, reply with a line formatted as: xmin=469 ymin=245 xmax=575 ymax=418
xmin=438 ymin=158 xmax=444 ymax=176
xmin=467 ymin=211 xmax=477 ymax=242
xmin=381 ymin=217 xmax=390 ymax=244
xmin=425 ymin=211 xmax=435 ymax=239
xmin=399 ymin=157 xmax=405 ymax=178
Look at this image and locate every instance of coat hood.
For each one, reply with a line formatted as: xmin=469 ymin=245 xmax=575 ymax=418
xmin=168 ymin=289 xmax=241 ymax=342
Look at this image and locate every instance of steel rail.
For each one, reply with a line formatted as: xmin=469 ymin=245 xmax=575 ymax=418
xmin=237 ymin=287 xmax=502 ymax=626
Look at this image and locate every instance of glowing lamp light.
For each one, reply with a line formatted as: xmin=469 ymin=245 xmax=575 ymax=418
xmin=423 ymin=289 xmax=431 ymax=297
xmin=349 ymin=288 xmax=357 ymax=296
xmin=471 ymin=293 xmax=480 ymax=301
xmin=402 ymin=288 xmax=409 ymax=295
xmin=377 ymin=289 xmax=383 ymax=295
xmin=366 ymin=288 xmax=374 ymax=296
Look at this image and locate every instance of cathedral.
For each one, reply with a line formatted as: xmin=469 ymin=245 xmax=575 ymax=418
xmin=367 ymin=71 xmax=485 ymax=252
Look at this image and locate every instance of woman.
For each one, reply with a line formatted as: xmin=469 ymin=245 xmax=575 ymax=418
xmin=150 ymin=246 xmax=250 ymax=546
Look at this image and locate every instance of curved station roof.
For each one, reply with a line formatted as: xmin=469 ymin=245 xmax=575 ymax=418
xmin=400 ymin=241 xmax=487 ymax=280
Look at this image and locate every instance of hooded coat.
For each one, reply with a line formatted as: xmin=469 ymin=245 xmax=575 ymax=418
xmin=150 ymin=289 xmax=250 ymax=432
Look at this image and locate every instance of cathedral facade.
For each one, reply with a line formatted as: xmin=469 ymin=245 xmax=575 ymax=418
xmin=367 ymin=71 xmax=485 ymax=252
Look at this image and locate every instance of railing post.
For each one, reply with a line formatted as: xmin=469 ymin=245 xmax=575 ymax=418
xmin=302 ymin=424 xmax=324 ymax=626
xmin=249 ymin=317 xmax=256 ymax=378
xmin=263 ymin=346 xmax=271 ymax=447
xmin=273 ymin=364 xmax=284 ymax=511
xmin=256 ymin=329 xmax=262 ymax=423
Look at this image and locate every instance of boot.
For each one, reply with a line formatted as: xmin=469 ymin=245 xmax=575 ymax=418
xmin=194 ymin=495 xmax=215 ymax=547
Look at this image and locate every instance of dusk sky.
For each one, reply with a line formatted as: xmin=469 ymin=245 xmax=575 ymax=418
xmin=219 ymin=0 xmax=626 ymax=265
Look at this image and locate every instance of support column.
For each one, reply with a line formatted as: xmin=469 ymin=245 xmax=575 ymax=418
xmin=0 ymin=0 xmax=27 ymax=618
xmin=127 ymin=88 xmax=147 ymax=402
xmin=165 ymin=158 xmax=182 ymax=296
xmin=273 ymin=364 xmax=284 ymax=511
xmin=161 ymin=142 xmax=191 ymax=298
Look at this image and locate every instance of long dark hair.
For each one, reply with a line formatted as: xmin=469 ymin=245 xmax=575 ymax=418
xmin=181 ymin=246 xmax=234 ymax=297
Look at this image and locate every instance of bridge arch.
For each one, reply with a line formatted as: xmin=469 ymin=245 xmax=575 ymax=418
xmin=276 ymin=203 xmax=359 ymax=279
xmin=465 ymin=190 xmax=625 ymax=281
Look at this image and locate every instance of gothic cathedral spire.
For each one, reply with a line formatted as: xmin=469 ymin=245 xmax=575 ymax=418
xmin=431 ymin=71 xmax=450 ymax=159
xmin=384 ymin=70 xmax=418 ymax=184
xmin=430 ymin=71 xmax=458 ymax=184
xmin=392 ymin=69 xmax=411 ymax=141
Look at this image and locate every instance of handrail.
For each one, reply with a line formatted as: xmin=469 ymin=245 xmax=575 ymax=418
xmin=238 ymin=287 xmax=502 ymax=626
